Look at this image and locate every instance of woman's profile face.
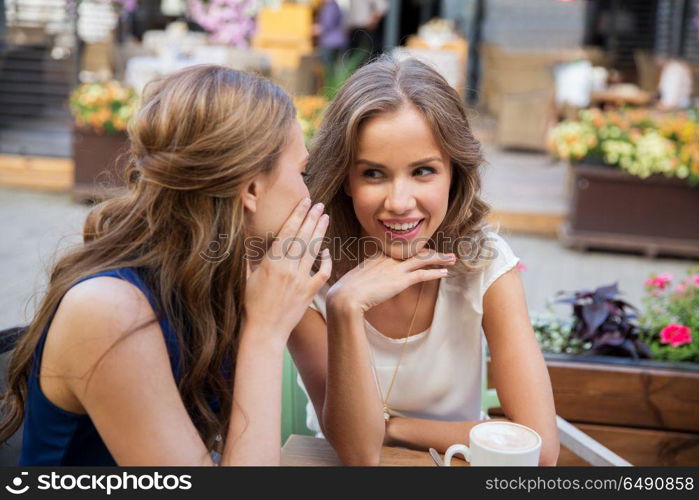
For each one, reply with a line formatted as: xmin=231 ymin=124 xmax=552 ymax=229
xmin=247 ymin=120 xmax=310 ymax=246
xmin=346 ymin=104 xmax=452 ymax=260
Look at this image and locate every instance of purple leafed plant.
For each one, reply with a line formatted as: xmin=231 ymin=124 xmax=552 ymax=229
xmin=556 ymin=283 xmax=652 ymax=359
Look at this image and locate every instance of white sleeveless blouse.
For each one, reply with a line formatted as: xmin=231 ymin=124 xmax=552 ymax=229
xmin=299 ymin=232 xmax=519 ymax=433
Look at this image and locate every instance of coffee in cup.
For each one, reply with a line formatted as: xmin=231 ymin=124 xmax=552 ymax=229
xmin=444 ymin=421 xmax=541 ymax=466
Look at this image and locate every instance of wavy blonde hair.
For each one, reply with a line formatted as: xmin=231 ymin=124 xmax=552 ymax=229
xmin=306 ymin=56 xmax=490 ymax=281
xmin=0 ymin=65 xmax=296 ymax=452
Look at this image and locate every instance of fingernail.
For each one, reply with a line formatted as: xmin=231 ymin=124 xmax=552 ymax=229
xmin=302 ymin=197 xmax=311 ymax=207
xmin=313 ymin=202 xmax=324 ymax=212
xmin=440 ymin=268 xmax=449 ymax=274
xmin=320 ymin=214 xmax=329 ymax=224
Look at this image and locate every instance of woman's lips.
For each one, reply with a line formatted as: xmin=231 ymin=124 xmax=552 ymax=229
xmin=379 ymin=219 xmax=425 ymax=240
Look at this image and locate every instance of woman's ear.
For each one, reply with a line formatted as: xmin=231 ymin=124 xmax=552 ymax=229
xmin=242 ymin=180 xmax=260 ymax=213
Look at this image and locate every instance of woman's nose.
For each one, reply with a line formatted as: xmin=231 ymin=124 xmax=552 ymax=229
xmin=384 ymin=181 xmax=416 ymax=214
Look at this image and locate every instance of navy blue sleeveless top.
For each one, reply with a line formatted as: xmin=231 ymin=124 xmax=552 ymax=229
xmin=19 ymin=267 xmax=225 ymax=466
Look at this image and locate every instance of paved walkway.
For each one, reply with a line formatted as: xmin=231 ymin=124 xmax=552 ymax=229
xmin=481 ymin=145 xmax=568 ymax=216
xmin=1 ymin=187 xmax=696 ymax=330
xmin=472 ymin=109 xmax=569 ymax=217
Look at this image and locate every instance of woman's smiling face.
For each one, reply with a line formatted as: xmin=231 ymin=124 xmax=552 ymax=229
xmin=346 ymin=104 xmax=452 ymax=260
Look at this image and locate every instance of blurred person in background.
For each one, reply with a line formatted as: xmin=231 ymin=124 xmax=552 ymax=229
xmin=346 ymin=0 xmax=388 ymax=59
xmin=657 ymin=57 xmax=693 ymax=110
xmin=315 ymin=0 xmax=349 ymax=72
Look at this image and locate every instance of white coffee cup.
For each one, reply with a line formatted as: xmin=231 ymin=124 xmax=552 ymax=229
xmin=444 ymin=421 xmax=541 ymax=466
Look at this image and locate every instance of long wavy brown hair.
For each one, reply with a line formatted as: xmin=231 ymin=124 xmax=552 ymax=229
xmin=0 ymin=65 xmax=295 ymax=452
xmin=306 ymin=56 xmax=490 ymax=281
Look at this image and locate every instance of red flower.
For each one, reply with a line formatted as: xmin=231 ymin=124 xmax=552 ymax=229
xmin=644 ymin=273 xmax=674 ymax=290
xmin=659 ymin=323 xmax=692 ymax=347
xmin=516 ymin=262 xmax=527 ymax=272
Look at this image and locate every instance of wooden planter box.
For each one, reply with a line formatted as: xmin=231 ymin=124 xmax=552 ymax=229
xmin=72 ymin=127 xmax=129 ymax=202
xmin=489 ymin=354 xmax=699 ymax=465
xmin=559 ymin=163 xmax=699 ymax=257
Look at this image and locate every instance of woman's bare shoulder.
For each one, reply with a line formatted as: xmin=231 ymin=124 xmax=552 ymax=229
xmin=59 ymin=276 xmax=157 ymax=332
xmin=46 ymin=276 xmax=162 ymax=380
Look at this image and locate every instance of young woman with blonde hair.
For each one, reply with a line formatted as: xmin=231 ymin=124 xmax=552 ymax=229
xmin=0 ymin=65 xmax=331 ymax=465
xmin=289 ymin=56 xmax=559 ymax=465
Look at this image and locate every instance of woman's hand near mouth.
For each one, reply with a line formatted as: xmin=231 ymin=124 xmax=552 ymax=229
xmin=326 ymin=249 xmax=456 ymax=314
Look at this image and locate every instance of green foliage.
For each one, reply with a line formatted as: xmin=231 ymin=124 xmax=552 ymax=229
xmin=531 ymin=306 xmax=590 ymax=355
xmin=322 ymin=49 xmax=366 ymax=100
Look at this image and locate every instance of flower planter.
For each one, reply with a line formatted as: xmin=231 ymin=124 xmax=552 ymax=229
xmin=559 ymin=163 xmax=699 ymax=258
xmin=489 ymin=354 xmax=699 ymax=465
xmin=72 ymin=127 xmax=130 ymax=202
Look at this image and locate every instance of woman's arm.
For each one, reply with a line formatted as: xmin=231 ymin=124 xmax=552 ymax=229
xmin=221 ymin=325 xmax=286 ymax=465
xmin=322 ymin=295 xmax=386 ymax=465
xmin=378 ymin=269 xmax=559 ymax=465
xmin=483 ymin=268 xmax=559 ymax=465
xmin=384 ymin=416 xmax=508 ymax=453
xmin=222 ymin=198 xmax=332 ymax=464
xmin=290 ymin=301 xmax=386 ymax=466
xmin=289 ymin=250 xmax=456 ymax=465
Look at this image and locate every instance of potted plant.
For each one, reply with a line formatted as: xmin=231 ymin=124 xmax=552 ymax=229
xmin=69 ymin=80 xmax=137 ymax=201
xmin=519 ymin=278 xmax=699 ymax=465
xmin=548 ymin=108 xmax=699 ymax=257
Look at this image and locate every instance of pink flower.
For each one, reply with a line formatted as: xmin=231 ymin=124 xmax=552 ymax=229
xmin=516 ymin=262 xmax=527 ymax=272
xmin=188 ymin=0 xmax=258 ymax=47
xmin=659 ymin=323 xmax=692 ymax=347
xmin=644 ymin=273 xmax=674 ymax=290
xmin=674 ymin=283 xmax=688 ymax=294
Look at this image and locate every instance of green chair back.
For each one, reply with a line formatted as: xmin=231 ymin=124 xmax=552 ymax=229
xmin=282 ymin=350 xmax=314 ymax=444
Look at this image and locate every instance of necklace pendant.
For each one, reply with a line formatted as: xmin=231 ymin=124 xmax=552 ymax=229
xmin=383 ymin=405 xmax=391 ymax=422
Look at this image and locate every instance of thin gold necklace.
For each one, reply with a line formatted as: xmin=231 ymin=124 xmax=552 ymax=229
xmin=369 ymin=281 xmax=425 ymax=422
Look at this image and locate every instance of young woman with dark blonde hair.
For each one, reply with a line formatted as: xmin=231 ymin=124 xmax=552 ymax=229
xmin=0 ymin=65 xmax=332 ymax=465
xmin=289 ymin=56 xmax=559 ymax=465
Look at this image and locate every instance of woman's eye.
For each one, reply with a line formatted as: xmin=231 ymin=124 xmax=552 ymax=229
xmin=301 ymin=172 xmax=310 ymax=180
xmin=361 ymin=169 xmax=384 ymax=179
xmin=414 ymin=166 xmax=436 ymax=177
